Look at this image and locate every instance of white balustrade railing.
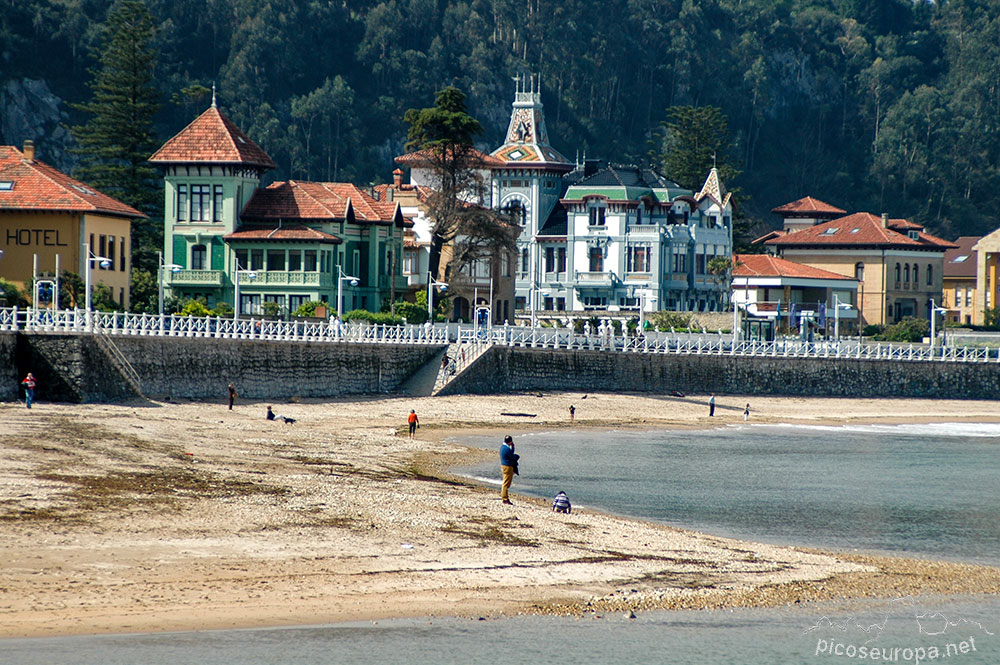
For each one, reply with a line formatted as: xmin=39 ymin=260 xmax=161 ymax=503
xmin=4 ymin=307 xmax=999 ymax=363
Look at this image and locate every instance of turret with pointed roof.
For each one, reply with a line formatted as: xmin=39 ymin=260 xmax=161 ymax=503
xmin=149 ymin=104 xmax=276 ymax=171
xmin=491 ymin=74 xmax=572 ymax=171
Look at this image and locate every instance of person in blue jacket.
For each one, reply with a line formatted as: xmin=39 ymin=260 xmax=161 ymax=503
xmin=499 ymin=434 xmax=519 ymax=505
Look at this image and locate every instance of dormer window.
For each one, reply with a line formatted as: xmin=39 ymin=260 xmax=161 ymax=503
xmin=908 ymin=230 xmax=920 ymax=240
xmin=588 ymin=204 xmax=606 ymax=226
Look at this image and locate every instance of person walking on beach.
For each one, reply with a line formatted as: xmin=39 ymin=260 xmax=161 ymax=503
xmin=21 ymin=372 xmax=36 ymax=409
xmin=500 ymin=434 xmax=519 ymax=505
xmin=709 ymin=394 xmax=716 ymax=417
xmin=744 ymin=403 xmax=750 ymax=421
xmin=408 ymin=409 xmax=419 ymax=439
xmin=227 ymin=383 xmax=238 ymax=410
xmin=569 ymin=404 xmax=575 ymax=423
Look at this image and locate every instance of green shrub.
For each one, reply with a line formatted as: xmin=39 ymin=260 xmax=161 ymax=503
xmin=874 ymin=317 xmax=928 ymax=343
xmin=0 ymin=277 xmax=28 ymax=307
xmin=861 ymin=324 xmax=884 ymax=337
xmin=261 ymin=301 xmax=283 ymax=319
xmin=648 ymin=311 xmax=694 ymax=331
xmin=292 ymin=300 xmax=325 ymax=317
xmin=343 ymin=309 xmax=405 ymax=325
xmin=212 ymin=301 xmax=233 ymax=316
xmin=179 ymin=298 xmax=212 ymax=317
xmin=394 ymin=300 xmax=428 ymax=324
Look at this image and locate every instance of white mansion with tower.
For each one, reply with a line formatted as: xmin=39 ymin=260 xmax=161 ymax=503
xmin=486 ymin=75 xmax=734 ymax=315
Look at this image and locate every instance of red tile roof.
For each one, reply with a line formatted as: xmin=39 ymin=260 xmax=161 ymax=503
xmin=241 ymin=180 xmax=411 ymax=226
xmin=395 ymin=147 xmax=505 ymax=168
xmin=0 ymin=146 xmax=145 ymax=219
xmin=943 ymin=236 xmax=981 ymax=279
xmin=734 ymin=254 xmax=855 ymax=281
xmin=149 ymin=105 xmax=276 ymax=169
xmin=771 ymin=196 xmax=846 ymax=217
xmin=223 ymin=225 xmax=341 ymax=244
xmin=765 ymin=212 xmax=956 ymax=250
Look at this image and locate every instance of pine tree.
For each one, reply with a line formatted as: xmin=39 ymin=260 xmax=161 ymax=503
xmin=71 ymin=0 xmax=161 ymax=277
xmin=72 ymin=0 xmax=160 ymax=212
xmin=404 ymin=86 xmax=516 ymax=282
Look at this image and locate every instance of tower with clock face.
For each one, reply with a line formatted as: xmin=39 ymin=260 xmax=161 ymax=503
xmin=491 ymin=74 xmax=573 ymax=315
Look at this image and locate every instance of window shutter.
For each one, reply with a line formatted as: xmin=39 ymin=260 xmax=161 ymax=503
xmin=211 ymin=236 xmax=226 ymax=270
xmin=172 ymin=236 xmax=187 ymax=269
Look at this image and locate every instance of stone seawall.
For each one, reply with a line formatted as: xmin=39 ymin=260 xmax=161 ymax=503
xmin=439 ymin=347 xmax=1000 ymax=400
xmin=1 ymin=333 xmax=17 ymax=401
xmin=112 ymin=336 xmax=442 ymax=400
xmin=10 ymin=334 xmax=443 ymax=403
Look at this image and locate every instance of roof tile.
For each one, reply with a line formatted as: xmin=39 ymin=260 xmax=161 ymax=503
xmin=734 ymin=254 xmax=855 ymax=280
xmin=765 ymin=212 xmax=956 ymax=250
xmin=0 ymin=146 xmax=145 ymax=218
xmin=150 ymin=105 xmax=276 ymax=169
xmin=771 ymin=196 xmax=846 ymax=217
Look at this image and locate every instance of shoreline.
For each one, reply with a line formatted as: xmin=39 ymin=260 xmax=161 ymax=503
xmin=2 ymin=393 xmax=1000 ymax=639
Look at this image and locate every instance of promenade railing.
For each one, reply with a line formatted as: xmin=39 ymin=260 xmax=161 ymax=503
xmin=4 ymin=307 xmax=998 ymax=363
xmin=2 ymin=307 xmax=450 ymax=345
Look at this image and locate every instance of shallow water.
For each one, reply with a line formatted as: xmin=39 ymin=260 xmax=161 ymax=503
xmin=6 ymin=422 xmax=1000 ymax=664
xmin=5 ymin=596 xmax=999 ymax=665
xmin=460 ymin=422 xmax=1000 ymax=565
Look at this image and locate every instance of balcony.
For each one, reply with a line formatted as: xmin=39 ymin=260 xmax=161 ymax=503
xmin=574 ymin=270 xmax=616 ymax=285
xmin=246 ymin=271 xmax=333 ymax=288
xmin=542 ymin=271 xmax=567 ymax=284
xmin=166 ymin=270 xmax=225 ymax=287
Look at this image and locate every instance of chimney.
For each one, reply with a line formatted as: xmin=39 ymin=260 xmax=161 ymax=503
xmin=393 ymin=168 xmax=403 ymax=188
xmin=881 ymin=213 xmax=889 ymax=228
xmin=23 ymin=140 xmax=35 ymax=161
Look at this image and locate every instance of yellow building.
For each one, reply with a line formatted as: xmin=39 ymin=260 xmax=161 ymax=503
xmin=972 ymin=231 xmax=1000 ymax=325
xmin=0 ymin=141 xmax=143 ymax=308
xmin=765 ymin=211 xmax=955 ymax=326
xmin=942 ymin=236 xmax=980 ymax=325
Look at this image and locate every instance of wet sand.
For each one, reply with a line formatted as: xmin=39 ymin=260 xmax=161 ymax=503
xmin=2 ymin=393 xmax=999 ymax=638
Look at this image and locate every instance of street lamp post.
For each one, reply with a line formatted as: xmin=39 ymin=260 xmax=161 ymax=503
xmin=427 ymin=269 xmax=447 ymax=322
xmin=833 ymin=294 xmax=853 ymax=341
xmin=157 ymin=251 xmax=182 ymax=316
xmin=232 ymin=255 xmax=257 ymax=322
xmin=83 ymin=242 xmax=111 ymax=330
xmin=338 ymin=265 xmax=359 ymax=322
xmin=929 ymin=299 xmax=947 ymax=350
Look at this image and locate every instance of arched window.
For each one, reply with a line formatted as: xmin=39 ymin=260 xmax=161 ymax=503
xmin=191 ymin=244 xmax=207 ymax=270
xmin=904 ymin=264 xmax=910 ymax=283
xmin=502 ymin=199 xmax=527 ymax=226
xmin=855 ymin=262 xmax=865 ymax=282
xmin=927 ymin=265 xmax=933 ymax=286
xmin=913 ymin=264 xmax=919 ymax=285
xmin=895 ymin=263 xmax=901 ymax=283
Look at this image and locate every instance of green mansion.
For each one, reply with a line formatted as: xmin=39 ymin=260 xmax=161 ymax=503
xmin=150 ymin=99 xmax=409 ymax=317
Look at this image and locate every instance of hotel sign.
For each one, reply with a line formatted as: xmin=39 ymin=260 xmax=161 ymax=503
xmin=5 ymin=228 xmax=70 ymax=247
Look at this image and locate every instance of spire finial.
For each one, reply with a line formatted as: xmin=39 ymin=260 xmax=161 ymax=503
xmin=211 ymin=82 xmax=217 ymax=108
xmin=712 ymin=151 xmax=717 ymax=169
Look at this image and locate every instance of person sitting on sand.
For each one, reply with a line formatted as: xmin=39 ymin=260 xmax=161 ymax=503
xmin=266 ymin=406 xmax=295 ymax=424
xmin=552 ymin=491 xmax=571 ymax=514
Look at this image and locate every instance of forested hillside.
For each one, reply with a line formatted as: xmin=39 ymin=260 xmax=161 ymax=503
xmin=2 ymin=0 xmax=999 ymax=240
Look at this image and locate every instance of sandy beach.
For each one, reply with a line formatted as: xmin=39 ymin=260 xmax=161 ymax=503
xmin=2 ymin=392 xmax=999 ymax=639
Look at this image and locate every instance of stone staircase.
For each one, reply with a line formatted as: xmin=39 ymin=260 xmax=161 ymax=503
xmin=432 ymin=341 xmax=492 ymax=394
xmin=92 ymin=333 xmax=143 ymax=397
